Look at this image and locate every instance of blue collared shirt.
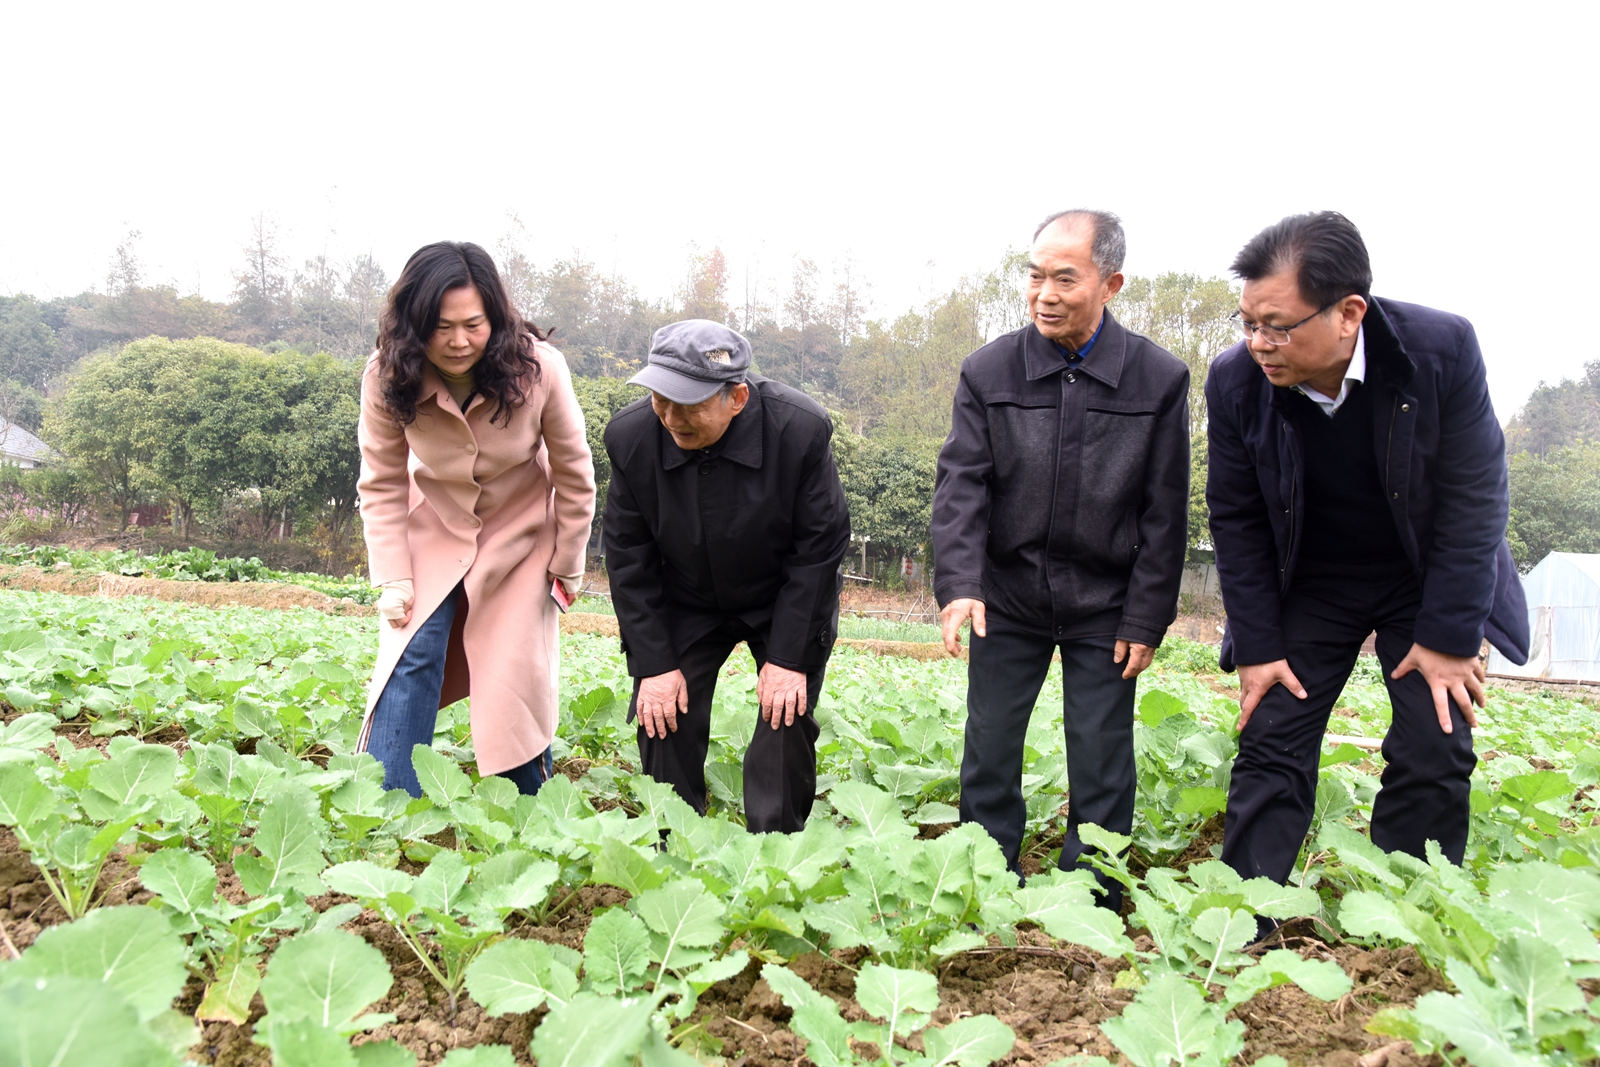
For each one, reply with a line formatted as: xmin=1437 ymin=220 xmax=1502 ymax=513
xmin=1053 ymin=314 xmax=1107 ymax=367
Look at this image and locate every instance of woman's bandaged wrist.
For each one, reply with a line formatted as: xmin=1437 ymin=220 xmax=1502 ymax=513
xmin=376 ymin=579 xmax=414 ymax=622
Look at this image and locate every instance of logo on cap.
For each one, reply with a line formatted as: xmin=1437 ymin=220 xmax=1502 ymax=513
xmin=706 ymin=349 xmax=732 ymax=365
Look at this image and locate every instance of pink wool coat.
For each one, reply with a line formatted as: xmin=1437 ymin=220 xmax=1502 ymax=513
xmin=356 ymin=344 xmax=596 ymax=774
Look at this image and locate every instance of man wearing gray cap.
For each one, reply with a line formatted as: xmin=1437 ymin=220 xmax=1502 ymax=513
xmin=602 ymin=319 xmax=851 ymax=831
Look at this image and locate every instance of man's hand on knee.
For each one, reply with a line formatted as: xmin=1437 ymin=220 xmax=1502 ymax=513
xmin=758 ymin=663 xmax=809 ymax=729
xmin=637 ymin=670 xmax=688 ymax=739
xmin=940 ymin=598 xmax=986 ymax=657
xmin=1391 ymin=643 xmax=1484 ymax=733
xmin=1114 ymin=640 xmax=1155 ymax=680
xmin=1235 ymin=659 xmax=1307 ymax=730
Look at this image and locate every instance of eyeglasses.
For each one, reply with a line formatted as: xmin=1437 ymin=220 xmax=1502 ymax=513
xmin=1231 ymin=303 xmax=1334 ymax=346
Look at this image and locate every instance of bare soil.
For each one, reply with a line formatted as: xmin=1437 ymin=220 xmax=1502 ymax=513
xmin=0 ymin=564 xmax=372 ymax=615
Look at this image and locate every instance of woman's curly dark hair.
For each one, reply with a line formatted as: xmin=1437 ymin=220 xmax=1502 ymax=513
xmin=375 ymin=241 xmax=547 ymax=427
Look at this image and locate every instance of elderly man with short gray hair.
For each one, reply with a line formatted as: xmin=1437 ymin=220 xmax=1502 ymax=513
xmin=933 ymin=210 xmax=1191 ymax=906
xmin=603 ymin=319 xmax=851 ymax=832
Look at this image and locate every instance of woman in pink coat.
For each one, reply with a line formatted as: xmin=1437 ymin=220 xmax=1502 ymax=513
xmin=356 ymin=241 xmax=596 ymax=796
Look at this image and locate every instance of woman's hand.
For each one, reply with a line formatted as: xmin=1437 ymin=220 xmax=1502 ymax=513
xmin=376 ymin=579 xmax=414 ymax=629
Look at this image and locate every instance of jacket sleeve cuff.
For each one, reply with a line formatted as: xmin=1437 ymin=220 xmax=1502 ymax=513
xmin=1115 ymin=618 xmax=1167 ymax=648
xmin=1229 ymin=634 xmax=1288 ymax=667
xmin=623 ymin=648 xmax=680 ymax=679
xmin=1412 ymin=619 xmax=1486 ymax=660
xmin=934 ymin=578 xmax=985 ymax=609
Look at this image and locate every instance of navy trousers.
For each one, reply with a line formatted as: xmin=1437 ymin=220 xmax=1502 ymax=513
xmin=1221 ymin=560 xmax=1477 ymax=885
xmin=365 ymin=583 xmax=553 ymax=797
xmin=961 ymin=615 xmax=1137 ymax=909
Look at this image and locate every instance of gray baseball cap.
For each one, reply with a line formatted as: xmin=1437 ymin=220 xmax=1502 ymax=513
xmin=628 ymin=319 xmax=752 ymax=404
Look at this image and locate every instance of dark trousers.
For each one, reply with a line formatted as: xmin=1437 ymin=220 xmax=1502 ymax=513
xmin=366 ymin=583 xmax=553 ymax=798
xmin=631 ymin=618 xmax=824 ymax=833
xmin=962 ymin=617 xmax=1137 ymax=908
xmin=1221 ymin=561 xmax=1477 ymax=885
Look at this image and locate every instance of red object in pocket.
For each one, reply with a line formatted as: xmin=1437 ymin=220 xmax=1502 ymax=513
xmin=550 ymin=578 xmax=574 ymax=613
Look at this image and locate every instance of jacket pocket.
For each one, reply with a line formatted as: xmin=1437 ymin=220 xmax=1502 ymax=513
xmin=986 ymin=401 xmax=1056 ymax=561
xmin=1076 ymin=407 xmax=1157 ymax=570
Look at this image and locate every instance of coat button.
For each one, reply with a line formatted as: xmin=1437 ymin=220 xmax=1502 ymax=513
xmin=1066 ymin=372 xmax=1077 ymax=383
xmin=1392 ymin=492 xmax=1400 ymax=499
xmin=469 ymin=517 xmax=481 ymax=528
xmin=465 ymin=444 xmax=477 ymax=455
xmin=1400 ymin=404 xmax=1410 ymax=412
xmin=699 ymin=462 xmax=714 ymax=475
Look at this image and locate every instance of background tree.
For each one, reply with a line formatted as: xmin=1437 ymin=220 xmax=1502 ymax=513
xmin=11 ymin=218 xmax=1592 ymax=589
xmin=783 ymin=258 xmax=820 ymax=330
xmin=231 ymin=214 xmax=292 ymax=344
xmin=341 ymin=253 xmax=389 ymax=356
xmin=1507 ymin=443 xmax=1600 ymax=569
xmin=287 ymin=254 xmax=349 ymax=356
xmin=495 ymin=220 xmax=541 ymax=324
xmin=570 ymin=375 xmax=643 ymax=537
xmin=822 ymin=255 xmax=870 ymax=344
xmin=41 ymin=348 xmax=163 ymax=527
xmin=1114 ymin=272 xmax=1238 ymax=427
xmin=679 ymin=246 xmax=730 ymax=324
xmin=0 ymin=295 xmax=63 ymax=403
xmin=831 ymin=420 xmax=936 ymax=567
xmin=1505 ymin=361 xmax=1600 ymax=456
xmin=1108 ymin=272 xmax=1238 ymax=561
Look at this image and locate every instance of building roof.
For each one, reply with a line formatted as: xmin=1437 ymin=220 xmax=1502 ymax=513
xmin=0 ymin=417 xmax=51 ymax=464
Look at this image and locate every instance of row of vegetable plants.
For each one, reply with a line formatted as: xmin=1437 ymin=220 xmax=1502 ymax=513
xmin=0 ymin=587 xmax=1596 ymax=1065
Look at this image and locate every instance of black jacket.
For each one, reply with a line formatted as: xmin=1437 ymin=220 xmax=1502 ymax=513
xmin=602 ymin=376 xmax=850 ymax=677
xmin=932 ymin=311 xmax=1191 ymax=647
xmin=1206 ymin=296 xmax=1530 ymax=670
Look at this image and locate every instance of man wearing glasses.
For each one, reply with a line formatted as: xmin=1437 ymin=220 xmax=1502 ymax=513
xmin=1207 ymin=212 xmax=1528 ymax=932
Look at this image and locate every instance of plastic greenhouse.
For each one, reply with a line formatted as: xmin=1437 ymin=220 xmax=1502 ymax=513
xmin=1488 ymin=552 xmax=1600 ymax=682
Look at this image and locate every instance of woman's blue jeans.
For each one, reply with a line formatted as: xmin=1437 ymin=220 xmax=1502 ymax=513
xmin=366 ymin=583 xmax=553 ymax=797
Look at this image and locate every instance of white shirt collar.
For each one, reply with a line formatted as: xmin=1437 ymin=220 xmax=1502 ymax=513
xmin=1296 ymin=326 xmax=1365 ymax=416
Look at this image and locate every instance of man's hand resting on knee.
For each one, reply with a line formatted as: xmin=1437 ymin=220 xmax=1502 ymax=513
xmin=637 ymin=670 xmax=688 ymax=739
xmin=940 ymin=598 xmax=987 ymax=657
xmin=758 ymin=663 xmax=808 ymax=729
xmin=1391 ymin=643 xmax=1486 ymax=734
xmin=1235 ymin=660 xmax=1308 ymax=730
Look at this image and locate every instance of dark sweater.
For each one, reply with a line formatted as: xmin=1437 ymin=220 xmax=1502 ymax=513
xmin=1290 ymin=383 xmax=1407 ymax=567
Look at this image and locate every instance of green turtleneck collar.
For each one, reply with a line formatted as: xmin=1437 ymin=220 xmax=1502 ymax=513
xmin=436 ymin=366 xmax=474 ymax=409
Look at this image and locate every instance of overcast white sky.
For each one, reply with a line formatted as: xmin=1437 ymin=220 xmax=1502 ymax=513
xmin=2 ymin=1 xmax=1594 ymax=419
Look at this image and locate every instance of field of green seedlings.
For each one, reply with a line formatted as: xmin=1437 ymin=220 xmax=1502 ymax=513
xmin=1 ymin=587 xmax=1598 ymax=1067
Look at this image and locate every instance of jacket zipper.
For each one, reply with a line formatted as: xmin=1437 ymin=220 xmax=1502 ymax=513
xmin=1042 ymin=372 xmax=1068 ymax=625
